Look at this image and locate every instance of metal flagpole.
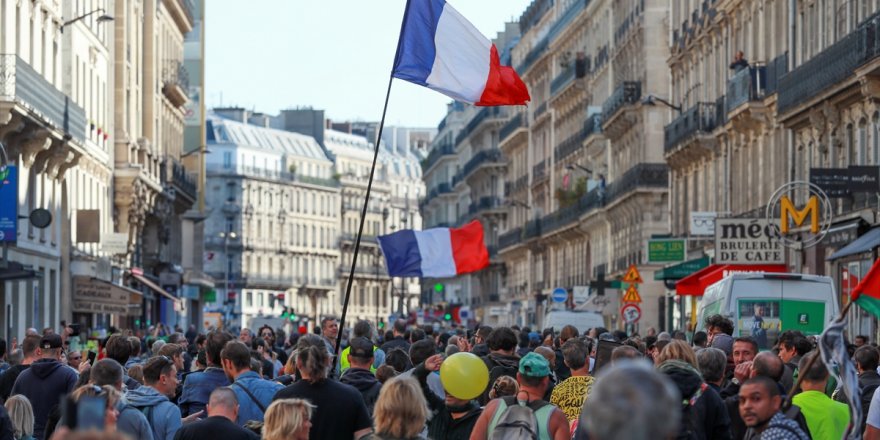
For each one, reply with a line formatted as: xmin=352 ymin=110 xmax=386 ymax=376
xmin=332 ymin=73 xmax=394 ymax=374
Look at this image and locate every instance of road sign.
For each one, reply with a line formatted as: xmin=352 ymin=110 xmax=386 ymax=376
xmin=621 ymin=303 xmax=642 ymax=324
xmin=551 ymin=287 xmax=568 ymax=303
xmin=622 ymin=265 xmax=643 ymax=283
xmin=622 ymin=284 xmax=642 ymax=303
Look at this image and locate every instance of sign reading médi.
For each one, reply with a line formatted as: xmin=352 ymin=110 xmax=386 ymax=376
xmin=0 ymin=166 xmax=17 ymax=242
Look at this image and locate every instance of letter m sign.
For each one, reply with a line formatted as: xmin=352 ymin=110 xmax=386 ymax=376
xmin=780 ymin=195 xmax=819 ymax=234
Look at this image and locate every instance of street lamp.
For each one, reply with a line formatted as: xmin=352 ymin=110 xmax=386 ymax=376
xmin=180 ymin=148 xmax=212 ymax=159
xmin=565 ymin=164 xmax=593 ymax=174
xmin=641 ymin=94 xmax=683 ymax=114
xmin=506 ymin=199 xmax=531 ymax=209
xmin=60 ymin=9 xmax=114 ymax=33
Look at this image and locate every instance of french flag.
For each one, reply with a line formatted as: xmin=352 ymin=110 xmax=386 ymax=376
xmin=378 ymin=220 xmax=490 ymax=278
xmin=392 ymin=0 xmax=530 ymax=106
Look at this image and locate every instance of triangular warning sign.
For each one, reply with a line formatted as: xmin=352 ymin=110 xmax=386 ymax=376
xmin=623 ymin=284 xmax=642 ymax=303
xmin=622 ymin=264 xmax=643 ymax=283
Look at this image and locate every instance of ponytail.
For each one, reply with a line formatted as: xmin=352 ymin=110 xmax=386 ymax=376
xmin=296 ymin=334 xmax=329 ymax=381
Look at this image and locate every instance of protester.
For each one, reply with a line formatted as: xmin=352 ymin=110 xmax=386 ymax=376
xmin=126 ymin=337 xmax=143 ymax=369
xmin=11 ymin=334 xmax=77 ymax=440
xmin=179 ymin=331 xmax=232 ymax=417
xmin=576 ymin=360 xmax=680 ymax=440
xmin=413 ymin=354 xmax=482 ymax=439
xmin=262 ymin=399 xmax=314 ymax=440
xmin=834 ymin=344 xmax=880 ymax=431
xmin=470 ymin=352 xmax=569 ymax=439
xmin=0 ymin=335 xmax=41 ymax=402
xmin=103 ymin=335 xmax=141 ymax=391
xmin=697 ymin=347 xmax=728 ymax=394
xmin=339 ymin=321 xmax=385 ymax=373
xmin=721 ymin=336 xmax=759 ymax=398
xmin=470 ymin=326 xmax=493 ymax=358
xmin=126 ymin=356 xmax=195 ymax=440
xmin=379 ymin=320 xmax=410 ymax=354
xmin=272 ymin=334 xmax=371 ymax=440
xmin=319 ymin=317 xmax=339 ymax=354
xmin=792 ymin=351 xmax=850 ymax=439
xmin=363 ymin=376 xmax=428 ymax=440
xmin=550 ymin=338 xmax=594 ymax=423
xmin=220 ymin=340 xmax=282 ymax=426
xmin=5 ymin=395 xmax=34 ymax=440
xmin=488 ymin=375 xmax=518 ymax=400
xmin=171 ymin=388 xmax=258 ymax=440
xmin=339 ymin=337 xmax=382 ymax=415
xmin=739 ymin=376 xmax=809 ymax=439
xmin=67 ymin=385 xmax=122 ymax=433
xmin=478 ymin=327 xmax=520 ymax=405
xmin=88 ymin=359 xmax=153 ymax=440
xmin=777 ymin=331 xmax=810 ymax=391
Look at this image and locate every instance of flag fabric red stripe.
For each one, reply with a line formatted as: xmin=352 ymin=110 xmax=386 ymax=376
xmin=449 ymin=220 xmax=490 ymax=275
xmin=852 ymin=257 xmax=880 ymax=302
xmin=475 ymin=45 xmax=531 ymax=106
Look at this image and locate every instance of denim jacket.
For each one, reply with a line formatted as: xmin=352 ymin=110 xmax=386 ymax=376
xmin=178 ymin=367 xmax=230 ymax=416
xmin=230 ymin=371 xmax=284 ymax=426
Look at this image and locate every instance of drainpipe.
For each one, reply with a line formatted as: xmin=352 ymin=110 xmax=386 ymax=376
xmin=789 ymin=0 xmax=797 ymax=69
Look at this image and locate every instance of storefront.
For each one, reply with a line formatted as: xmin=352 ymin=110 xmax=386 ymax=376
xmin=71 ymin=276 xmax=143 ymax=330
xmin=827 ymin=226 xmax=880 ymax=339
xmin=128 ymin=269 xmax=182 ymax=328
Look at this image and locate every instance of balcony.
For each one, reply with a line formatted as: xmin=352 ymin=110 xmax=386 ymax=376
xmin=532 ymin=160 xmax=547 ymax=184
xmin=499 ymin=227 xmax=523 ymax=250
xmin=524 ymin=218 xmax=542 ymax=240
xmin=235 ymin=166 xmax=340 ymax=188
xmin=517 ymin=35 xmax=549 ymax=74
xmin=170 ymin=159 xmax=197 ymax=202
xmin=500 ymin=112 xmax=527 ymax=146
xmin=601 ymin=81 xmax=641 ymax=136
xmin=425 ymin=182 xmax=453 ymax=204
xmin=456 ymin=107 xmax=503 ymax=146
xmin=726 ymin=66 xmax=767 ymax=112
xmin=777 ymin=15 xmax=880 ymax=116
xmin=0 ymin=54 xmax=86 ymax=142
xmin=468 ymin=196 xmax=505 ymax=216
xmin=546 ymin=0 xmax=590 ymax=43
xmin=664 ymin=102 xmax=719 ymax=161
xmin=554 ymin=129 xmax=583 ymax=162
xmin=764 ymin=52 xmax=789 ymax=96
xmin=542 ymin=189 xmax=602 ymax=235
xmin=422 ymin=142 xmax=455 ymax=172
xmin=534 ymin=102 xmax=549 ymax=121
xmin=510 ymin=174 xmax=529 ymax=194
xmin=162 ymin=60 xmax=189 ymax=107
xmin=605 ymin=163 xmax=668 ymax=204
xmin=550 ymin=64 xmax=576 ymax=97
xmin=459 ymin=149 xmax=504 ymax=182
xmin=243 ymin=274 xmax=295 ymax=289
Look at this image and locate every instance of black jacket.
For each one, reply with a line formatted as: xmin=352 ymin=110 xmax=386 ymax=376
xmin=11 ymin=359 xmax=77 ymax=440
xmin=415 ymin=363 xmax=482 ymax=440
xmin=659 ymin=361 xmax=732 ymax=440
xmin=173 ymin=415 xmax=258 ymax=440
xmin=340 ymin=367 xmax=382 ymax=415
xmin=479 ymin=353 xmax=520 ymax=405
xmin=834 ymin=370 xmax=880 ymax=431
xmin=380 ymin=337 xmax=410 ymax=355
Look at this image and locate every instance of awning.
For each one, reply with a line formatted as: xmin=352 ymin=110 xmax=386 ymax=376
xmin=73 ymin=276 xmax=143 ymax=316
xmin=828 ymin=226 xmax=880 ymax=261
xmin=130 ymin=272 xmax=181 ymax=303
xmin=654 ymin=256 xmax=711 ymax=281
xmin=0 ymin=262 xmax=40 ymax=281
xmin=675 ymin=264 xmax=788 ymax=296
xmin=183 ymin=269 xmax=215 ymax=289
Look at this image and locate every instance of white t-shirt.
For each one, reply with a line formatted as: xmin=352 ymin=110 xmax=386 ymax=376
xmin=867 ymin=386 xmax=880 ymax=428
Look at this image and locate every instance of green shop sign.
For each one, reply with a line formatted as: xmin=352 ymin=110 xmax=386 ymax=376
xmin=647 ymin=239 xmax=686 ymax=263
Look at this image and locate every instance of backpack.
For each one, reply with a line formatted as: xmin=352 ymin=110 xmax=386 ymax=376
xmin=489 ymin=395 xmax=553 ymax=440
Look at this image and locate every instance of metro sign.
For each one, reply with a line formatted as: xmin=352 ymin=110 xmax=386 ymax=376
xmin=765 ymin=181 xmax=833 ymax=249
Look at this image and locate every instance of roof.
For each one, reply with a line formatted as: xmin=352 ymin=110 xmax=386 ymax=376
xmin=324 ymin=129 xmax=422 ymax=179
xmin=207 ymin=113 xmax=331 ymax=163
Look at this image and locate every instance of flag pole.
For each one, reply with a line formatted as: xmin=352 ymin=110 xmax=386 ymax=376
xmin=332 ymin=73 xmax=395 ymax=374
xmin=782 ymin=299 xmax=856 ymax=409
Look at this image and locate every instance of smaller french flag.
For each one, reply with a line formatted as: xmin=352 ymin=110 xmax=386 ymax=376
xmin=377 ymin=220 xmax=490 ymax=278
xmin=392 ymin=0 xmax=530 ymax=106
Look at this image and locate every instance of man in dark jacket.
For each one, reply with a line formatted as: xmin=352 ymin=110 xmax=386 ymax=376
xmin=478 ymin=327 xmax=520 ymax=405
xmin=90 ymin=358 xmax=154 ymax=440
xmin=173 ymin=387 xmax=258 ymax=440
xmin=104 ymin=334 xmax=141 ymax=391
xmin=11 ymin=334 xmax=77 ymax=440
xmin=657 ymin=359 xmax=732 ymax=440
xmin=339 ymin=337 xmax=382 ymax=415
xmin=835 ymin=344 xmax=880 ymax=431
xmin=0 ymin=334 xmax=40 ymax=402
xmin=379 ymin=320 xmax=410 ymax=354
xmin=179 ymin=331 xmax=232 ymax=417
xmin=470 ymin=326 xmax=493 ymax=358
xmin=416 ymin=354 xmax=482 ymax=440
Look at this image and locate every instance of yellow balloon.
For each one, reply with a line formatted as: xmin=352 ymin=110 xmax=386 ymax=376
xmin=440 ymin=352 xmax=490 ymax=400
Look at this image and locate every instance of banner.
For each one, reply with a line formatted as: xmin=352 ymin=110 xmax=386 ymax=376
xmin=0 ymin=166 xmax=17 ymax=242
xmin=811 ymin=166 xmax=880 ymax=197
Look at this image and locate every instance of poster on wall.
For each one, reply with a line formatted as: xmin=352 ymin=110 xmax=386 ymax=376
xmin=736 ymin=299 xmax=826 ymax=350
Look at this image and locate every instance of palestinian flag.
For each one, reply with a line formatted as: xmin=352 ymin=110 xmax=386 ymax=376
xmin=852 ymin=258 xmax=880 ymax=317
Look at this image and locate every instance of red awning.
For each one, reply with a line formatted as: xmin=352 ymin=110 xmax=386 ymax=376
xmin=675 ymin=264 xmax=788 ymax=296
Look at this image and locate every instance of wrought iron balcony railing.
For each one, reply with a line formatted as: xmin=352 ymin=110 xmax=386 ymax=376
xmin=533 ymin=160 xmax=546 ymax=182
xmin=550 ymin=64 xmax=576 ymax=96
xmin=601 ymin=81 xmax=641 ymax=122
xmin=583 ymin=113 xmax=603 ymax=138
xmin=422 ymin=142 xmax=455 ymax=171
xmin=456 ymin=107 xmax=502 ymax=146
xmin=498 ymin=227 xmax=523 ymax=250
xmin=726 ymin=65 xmax=767 ymax=112
xmin=605 ymin=163 xmax=669 ymax=203
xmin=664 ymin=102 xmax=718 ymax=152
xmin=500 ymin=112 xmax=527 ymax=142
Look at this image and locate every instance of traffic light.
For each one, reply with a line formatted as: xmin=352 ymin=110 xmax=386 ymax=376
xmin=444 ymin=312 xmax=452 ymax=321
xmin=289 ymin=309 xmax=297 ymax=321
xmin=378 ymin=319 xmax=385 ymax=329
xmin=434 ymin=283 xmax=444 ymax=293
xmin=281 ymin=307 xmax=290 ymax=319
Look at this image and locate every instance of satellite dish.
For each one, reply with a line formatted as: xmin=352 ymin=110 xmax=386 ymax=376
xmin=29 ymin=209 xmax=52 ymax=229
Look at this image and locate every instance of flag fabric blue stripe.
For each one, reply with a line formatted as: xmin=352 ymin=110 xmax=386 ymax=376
xmin=377 ymin=229 xmax=423 ymax=277
xmin=819 ymin=316 xmax=862 ymax=440
xmin=392 ymin=0 xmax=446 ymax=86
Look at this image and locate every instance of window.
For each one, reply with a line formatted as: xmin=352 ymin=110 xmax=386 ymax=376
xmin=226 ymin=217 xmax=234 ymax=233
xmin=223 ymin=152 xmax=232 ymax=169
xmin=246 ymin=292 xmax=253 ymax=307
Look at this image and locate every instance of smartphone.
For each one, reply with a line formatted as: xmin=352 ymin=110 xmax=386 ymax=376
xmin=60 ymin=395 xmax=106 ymax=430
xmin=592 ymin=339 xmax=623 ymax=374
xmin=87 ymin=350 xmax=97 ymax=365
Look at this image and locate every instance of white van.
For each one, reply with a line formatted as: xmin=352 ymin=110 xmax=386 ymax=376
xmin=543 ymin=310 xmax=607 ymax=334
xmin=695 ymin=273 xmax=838 ymax=350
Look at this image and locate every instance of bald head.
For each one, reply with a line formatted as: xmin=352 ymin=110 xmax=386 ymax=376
xmin=207 ymin=387 xmax=239 ymax=421
xmin=535 ymin=346 xmax=556 ymax=368
xmin=752 ymin=351 xmax=784 ymax=382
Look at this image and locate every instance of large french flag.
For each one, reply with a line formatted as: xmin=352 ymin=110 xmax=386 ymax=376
xmin=378 ymin=220 xmax=490 ymax=278
xmin=392 ymin=0 xmax=530 ymax=106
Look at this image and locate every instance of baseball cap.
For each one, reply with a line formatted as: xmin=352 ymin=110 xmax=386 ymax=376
xmin=519 ymin=352 xmax=551 ymax=377
xmin=41 ymin=334 xmax=63 ymax=350
xmin=528 ymin=332 xmax=540 ymax=343
xmin=349 ymin=337 xmax=374 ymax=359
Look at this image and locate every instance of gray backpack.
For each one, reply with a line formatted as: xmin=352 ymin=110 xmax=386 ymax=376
xmin=489 ymin=395 xmax=553 ymax=440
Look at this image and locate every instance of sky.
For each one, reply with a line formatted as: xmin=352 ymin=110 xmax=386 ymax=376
xmin=205 ymin=0 xmax=533 ymax=129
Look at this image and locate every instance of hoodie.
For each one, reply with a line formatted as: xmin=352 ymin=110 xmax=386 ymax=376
xmin=479 ymin=353 xmax=521 ymax=405
xmin=117 ymin=399 xmax=155 ymax=440
xmin=10 ymin=358 xmax=77 ymax=440
xmin=126 ymin=385 xmax=182 ymax=440
xmin=658 ymin=360 xmax=732 ymax=440
xmin=414 ymin=363 xmax=482 ymax=440
xmin=340 ymin=367 xmax=382 ymax=415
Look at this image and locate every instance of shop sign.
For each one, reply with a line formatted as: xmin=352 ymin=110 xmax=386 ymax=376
xmin=690 ymin=212 xmax=717 ymax=236
xmin=73 ymin=276 xmax=137 ymax=316
xmin=765 ymin=181 xmax=833 ymax=249
xmin=648 ymin=239 xmax=686 ymax=263
xmin=0 ymin=166 xmax=17 ymax=242
xmin=810 ymin=166 xmax=880 ymax=197
xmin=715 ymin=218 xmax=783 ymax=264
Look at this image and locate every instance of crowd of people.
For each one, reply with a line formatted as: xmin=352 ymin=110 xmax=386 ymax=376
xmin=0 ymin=314 xmax=874 ymax=439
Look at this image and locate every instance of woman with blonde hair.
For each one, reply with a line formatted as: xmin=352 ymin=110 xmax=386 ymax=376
xmin=262 ymin=398 xmax=315 ymax=440
xmin=654 ymin=339 xmax=699 ymax=369
xmin=5 ymin=394 xmax=34 ymax=440
xmin=364 ymin=376 xmax=429 ymax=440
